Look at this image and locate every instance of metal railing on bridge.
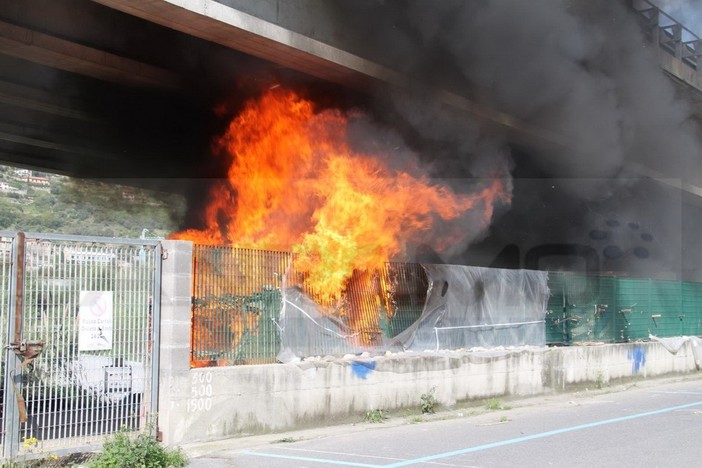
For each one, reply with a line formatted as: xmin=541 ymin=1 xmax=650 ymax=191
xmin=632 ymin=0 xmax=702 ymax=73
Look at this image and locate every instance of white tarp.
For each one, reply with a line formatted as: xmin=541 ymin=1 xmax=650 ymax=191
xmin=390 ymin=265 xmax=549 ymax=351
xmin=277 ymin=265 xmax=549 ymax=360
xmin=650 ymin=334 xmax=702 ymax=370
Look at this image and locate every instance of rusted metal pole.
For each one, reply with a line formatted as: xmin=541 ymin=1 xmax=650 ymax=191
xmin=13 ymin=231 xmax=24 ymax=347
xmin=3 ymin=231 xmax=25 ymax=459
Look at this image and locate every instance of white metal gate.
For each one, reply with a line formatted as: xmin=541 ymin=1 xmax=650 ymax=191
xmin=0 ymin=232 xmax=161 ymax=460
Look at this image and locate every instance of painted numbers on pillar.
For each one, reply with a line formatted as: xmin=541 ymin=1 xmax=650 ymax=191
xmin=187 ymin=372 xmax=213 ymax=412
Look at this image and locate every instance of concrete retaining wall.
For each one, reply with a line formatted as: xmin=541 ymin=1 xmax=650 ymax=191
xmin=157 ymin=241 xmax=701 ymax=446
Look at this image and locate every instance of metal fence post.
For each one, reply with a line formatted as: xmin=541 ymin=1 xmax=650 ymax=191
xmin=149 ymin=243 xmax=162 ymax=437
xmin=3 ymin=232 xmax=24 ymax=459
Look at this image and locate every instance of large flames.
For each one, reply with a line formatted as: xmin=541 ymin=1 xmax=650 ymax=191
xmin=174 ymin=87 xmax=510 ymax=304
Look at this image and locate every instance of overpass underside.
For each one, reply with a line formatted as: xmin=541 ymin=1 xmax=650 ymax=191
xmin=2 ymin=0 xmax=698 ymax=178
xmin=2 ymin=0 xmax=702 ymax=280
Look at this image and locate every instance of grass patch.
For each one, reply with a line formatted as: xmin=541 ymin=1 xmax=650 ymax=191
xmin=486 ymin=398 xmax=511 ymax=411
xmin=408 ymin=415 xmax=423 ymax=424
xmin=364 ymin=409 xmax=387 ymax=423
xmin=595 ymin=371 xmax=605 ymax=389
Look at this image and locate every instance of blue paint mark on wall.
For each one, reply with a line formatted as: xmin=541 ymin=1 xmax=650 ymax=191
xmin=351 ymin=360 xmax=376 ymax=379
xmin=627 ymin=345 xmax=646 ymax=374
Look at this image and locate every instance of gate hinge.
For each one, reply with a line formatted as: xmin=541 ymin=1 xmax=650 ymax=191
xmin=7 ymin=340 xmax=45 ymax=360
xmin=161 ymin=249 xmax=169 ymax=260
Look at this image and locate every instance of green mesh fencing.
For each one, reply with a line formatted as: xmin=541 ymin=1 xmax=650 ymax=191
xmin=681 ymin=282 xmax=702 ymax=335
xmin=546 ymin=273 xmax=702 ymax=344
xmin=546 ymin=274 xmax=617 ymax=344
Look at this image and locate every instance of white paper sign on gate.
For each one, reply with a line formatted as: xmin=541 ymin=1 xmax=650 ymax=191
xmin=78 ymin=291 xmax=114 ymax=351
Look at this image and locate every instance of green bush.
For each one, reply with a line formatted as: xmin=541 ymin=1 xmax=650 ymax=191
xmin=420 ymin=387 xmax=437 ymax=414
xmin=87 ymin=428 xmax=187 ymax=468
xmin=364 ymin=409 xmax=387 ymax=423
xmin=485 ymin=398 xmax=511 ymax=411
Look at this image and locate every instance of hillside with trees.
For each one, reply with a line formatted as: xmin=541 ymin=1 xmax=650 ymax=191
xmin=0 ymin=164 xmax=184 ymax=239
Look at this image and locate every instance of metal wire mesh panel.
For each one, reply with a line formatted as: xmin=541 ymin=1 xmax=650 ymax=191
xmin=545 ymin=273 xmax=570 ymax=345
xmin=545 ymin=273 xmax=617 ymax=345
xmin=569 ymin=276 xmax=616 ymax=344
xmin=382 ymin=263 xmax=428 ymax=338
xmin=546 ymin=273 xmax=702 ymax=345
xmin=277 ymin=263 xmax=429 ymax=359
xmin=12 ymin=235 xmax=159 ymax=455
xmin=191 ymin=244 xmax=432 ymax=365
xmin=681 ymin=282 xmax=702 ymax=336
xmin=616 ymin=279 xmax=684 ymax=340
xmin=191 ymin=245 xmax=291 ymax=366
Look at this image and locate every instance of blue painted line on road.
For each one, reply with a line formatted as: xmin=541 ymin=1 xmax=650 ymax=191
xmin=240 ymin=400 xmax=702 ymax=467
xmin=239 ymin=449 xmax=380 ymax=467
xmin=384 ymin=400 xmax=702 ymax=467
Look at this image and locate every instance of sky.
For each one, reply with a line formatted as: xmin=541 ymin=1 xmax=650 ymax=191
xmin=652 ymin=0 xmax=702 ymax=37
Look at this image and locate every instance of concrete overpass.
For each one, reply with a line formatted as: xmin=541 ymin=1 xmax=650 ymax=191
xmin=2 ymin=0 xmax=702 ymax=281
xmin=0 ymin=0 xmax=699 ymax=180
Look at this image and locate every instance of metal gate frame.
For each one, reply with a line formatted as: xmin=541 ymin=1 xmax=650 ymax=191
xmin=0 ymin=231 xmax=161 ymax=460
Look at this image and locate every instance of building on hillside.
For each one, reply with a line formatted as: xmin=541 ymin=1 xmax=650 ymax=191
xmin=0 ymin=182 xmax=20 ymax=193
xmin=27 ymin=175 xmax=50 ymax=186
xmin=63 ymin=247 xmax=117 ymax=265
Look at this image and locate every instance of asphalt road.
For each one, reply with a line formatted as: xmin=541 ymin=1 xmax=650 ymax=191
xmin=187 ymin=376 xmax=702 ymax=467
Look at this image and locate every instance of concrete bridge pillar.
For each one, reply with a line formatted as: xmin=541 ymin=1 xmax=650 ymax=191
xmin=157 ymin=240 xmax=194 ymax=445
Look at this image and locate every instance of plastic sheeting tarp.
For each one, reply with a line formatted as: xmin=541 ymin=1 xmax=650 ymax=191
xmin=277 ymin=287 xmax=372 ymax=361
xmin=390 ymin=265 xmax=549 ymax=351
xmin=650 ymin=334 xmax=702 ymax=370
xmin=277 ymin=265 xmax=549 ymax=361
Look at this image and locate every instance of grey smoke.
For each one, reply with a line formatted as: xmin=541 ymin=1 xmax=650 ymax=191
xmin=367 ymin=1 xmax=700 ymax=183
xmin=321 ymin=0 xmax=702 ymax=278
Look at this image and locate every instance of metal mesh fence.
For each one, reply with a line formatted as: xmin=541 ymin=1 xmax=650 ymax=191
xmin=191 ymin=245 xmax=291 ymax=366
xmin=191 ymin=246 xmax=429 ymax=366
xmin=276 ymin=263 xmax=429 ymax=359
xmin=545 ymin=275 xmax=618 ymax=344
xmin=383 ymin=263 xmax=428 ymax=338
xmin=681 ymin=282 xmax=702 ymax=336
xmin=192 ymin=247 xmax=702 ymax=364
xmin=0 ymin=232 xmax=159 ymax=457
xmin=546 ymin=272 xmax=702 ymax=344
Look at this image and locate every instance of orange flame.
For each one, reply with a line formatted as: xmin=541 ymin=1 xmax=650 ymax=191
xmin=173 ymin=87 xmax=510 ymax=303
